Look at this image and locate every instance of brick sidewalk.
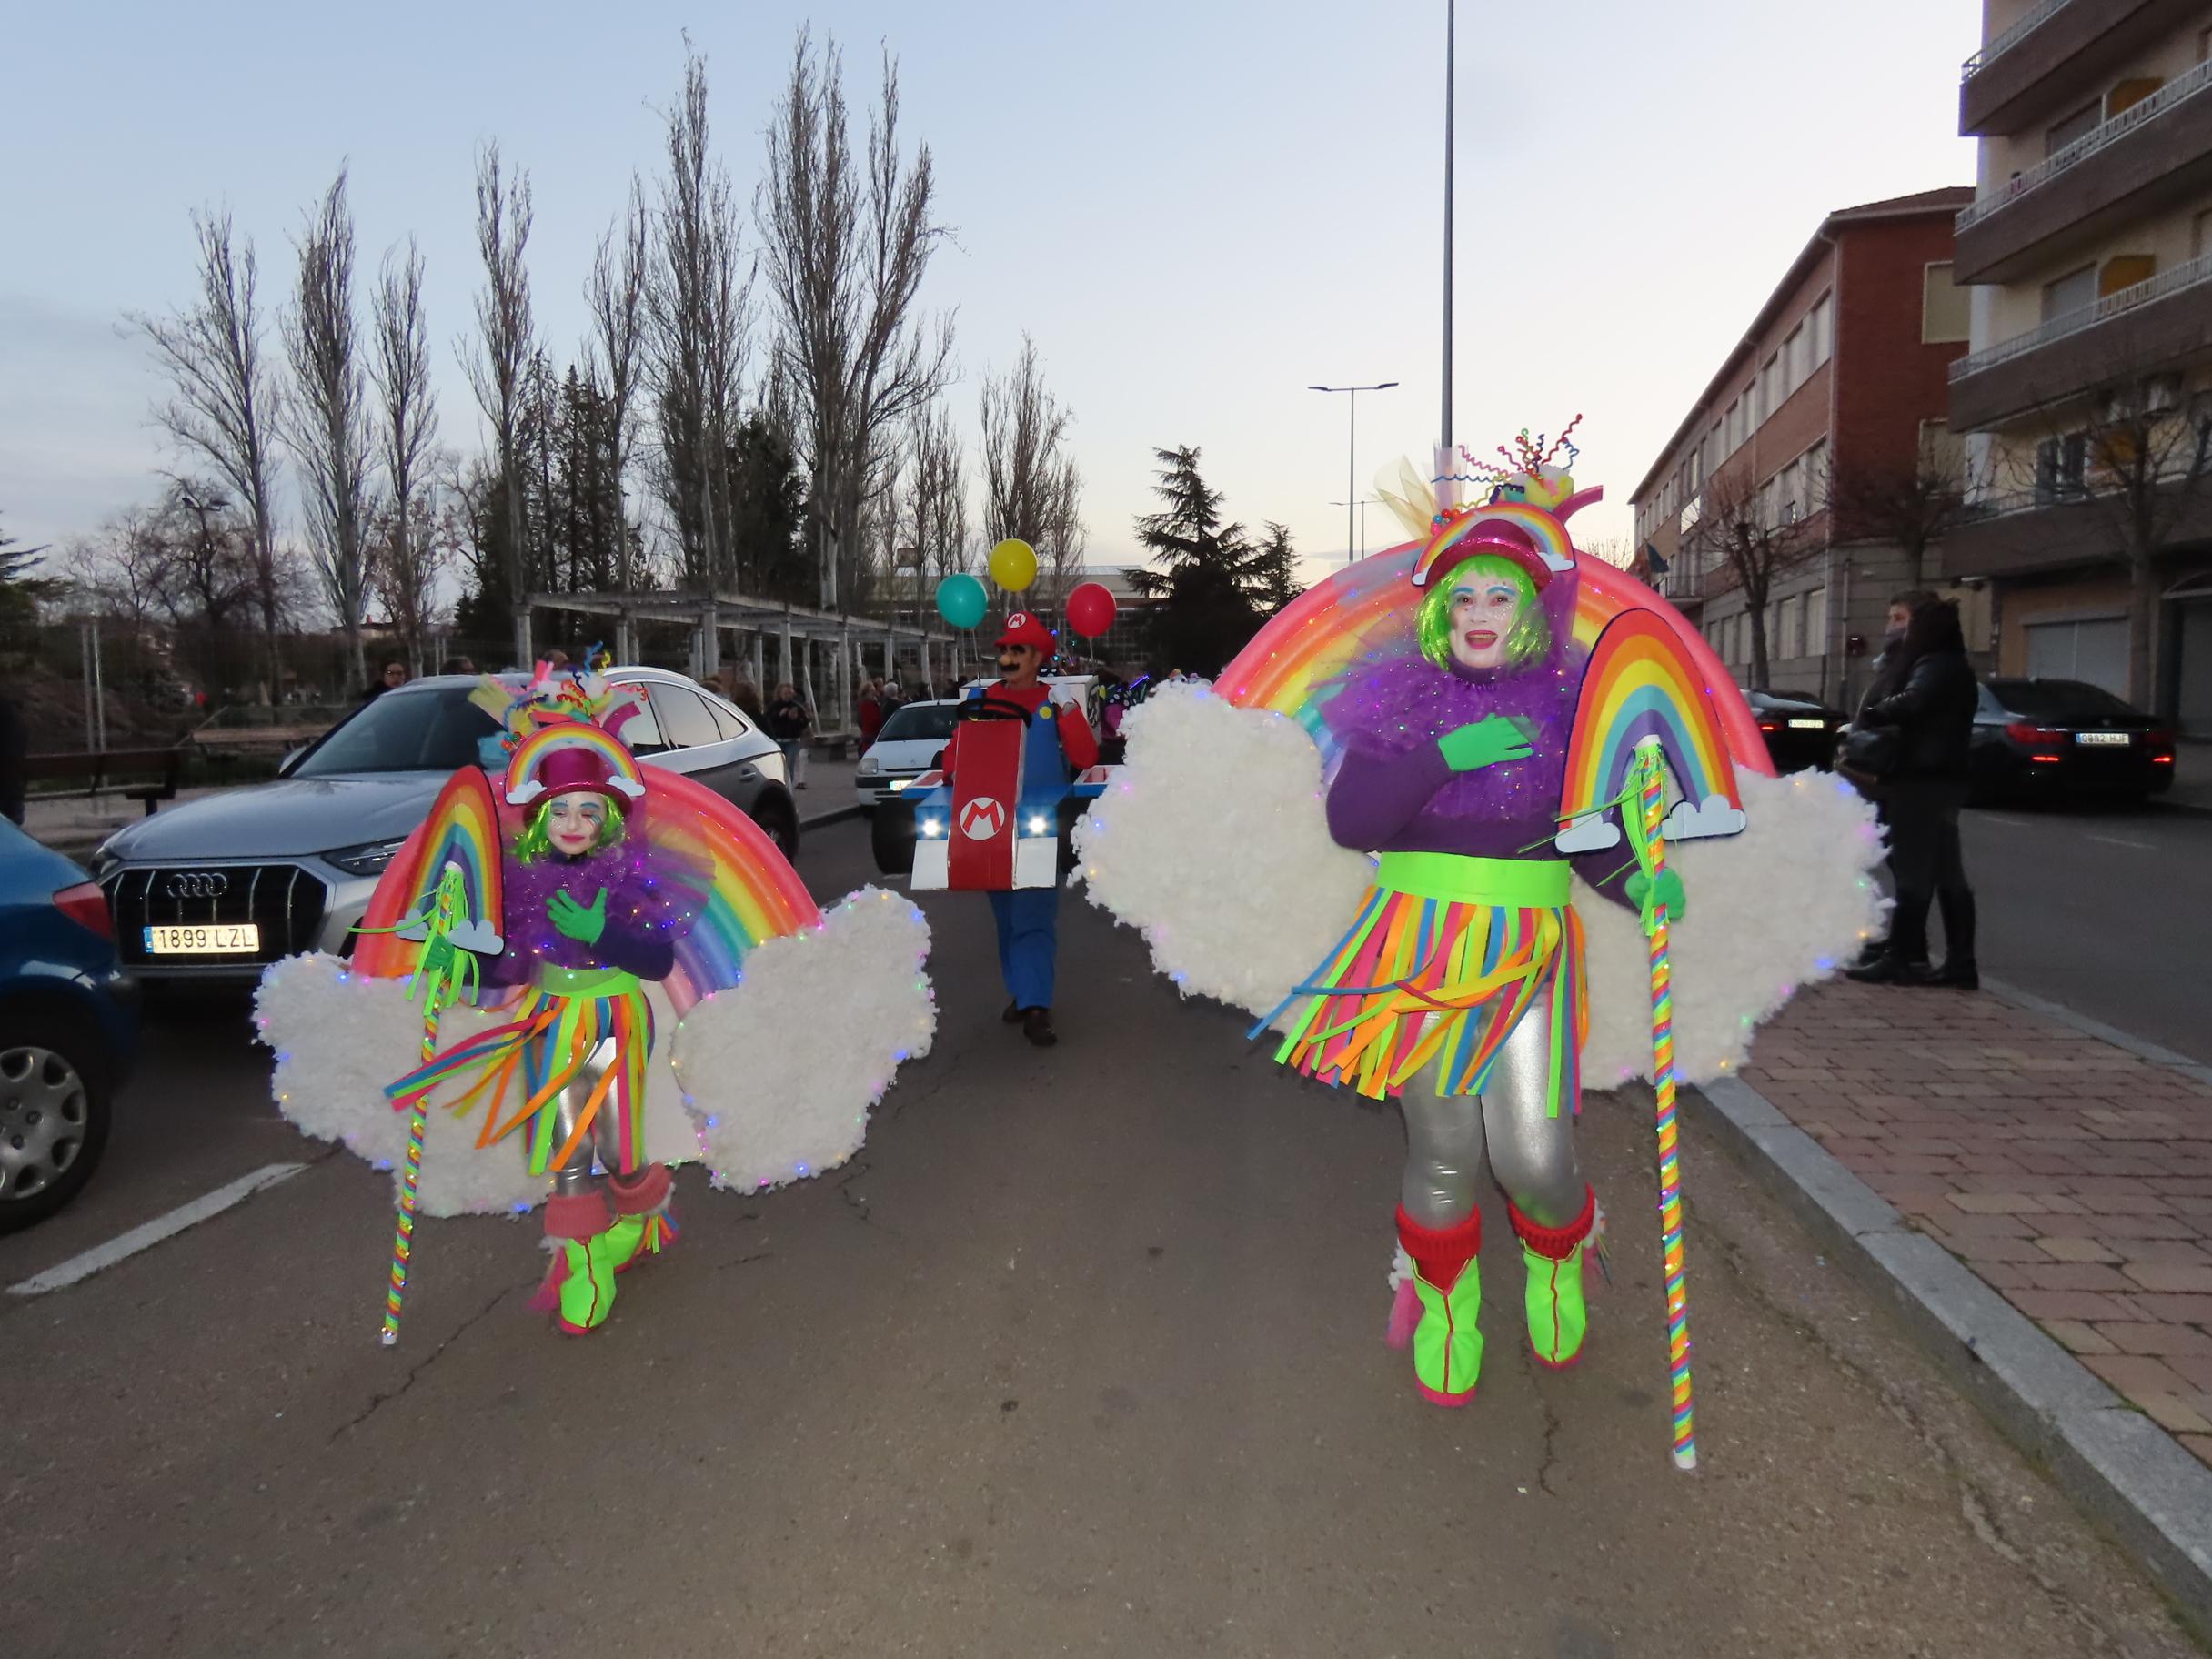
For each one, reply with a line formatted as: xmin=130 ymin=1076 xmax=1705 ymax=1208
xmin=1741 ymin=980 xmax=2212 ymax=1468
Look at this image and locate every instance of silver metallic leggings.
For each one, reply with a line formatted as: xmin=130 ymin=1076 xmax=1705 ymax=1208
xmin=1398 ymin=986 xmax=1585 ymax=1230
xmin=547 ymin=1040 xmax=625 ymax=1198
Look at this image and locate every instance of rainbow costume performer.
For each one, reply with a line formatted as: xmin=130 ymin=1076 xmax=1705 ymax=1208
xmin=256 ymin=663 xmax=937 ymax=1341
xmin=1076 ymin=427 xmax=1886 ymax=1429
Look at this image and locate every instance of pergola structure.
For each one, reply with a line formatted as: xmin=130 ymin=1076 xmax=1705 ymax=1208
xmin=525 ymin=590 xmax=970 ymax=739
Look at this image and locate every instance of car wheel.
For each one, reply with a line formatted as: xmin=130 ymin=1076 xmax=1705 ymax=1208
xmin=872 ymin=802 xmax=918 ymax=876
xmin=0 ymin=1014 xmax=111 ymax=1235
xmin=750 ymin=793 xmax=801 ymax=860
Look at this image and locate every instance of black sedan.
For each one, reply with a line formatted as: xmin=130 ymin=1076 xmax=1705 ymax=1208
xmin=1743 ymin=689 xmax=1845 ymax=773
xmin=1968 ymin=678 xmax=2176 ymax=804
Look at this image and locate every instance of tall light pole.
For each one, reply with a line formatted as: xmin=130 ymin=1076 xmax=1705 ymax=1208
xmin=1310 ymin=382 xmax=1398 ymax=561
xmin=1330 ymin=498 xmax=1377 ymax=559
xmin=1442 ymin=0 xmax=1455 ymax=460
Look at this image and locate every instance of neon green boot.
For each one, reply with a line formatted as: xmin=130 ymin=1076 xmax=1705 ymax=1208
xmin=551 ymin=1233 xmax=619 ymax=1333
xmin=1395 ymin=1207 xmax=1484 ymax=1406
xmin=1511 ymin=1189 xmax=1596 ymax=1369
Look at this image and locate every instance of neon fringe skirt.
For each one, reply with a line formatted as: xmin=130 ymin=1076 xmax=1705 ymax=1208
xmin=384 ymin=980 xmax=656 ymax=1178
xmin=1269 ymin=858 xmax=1587 ymax=1109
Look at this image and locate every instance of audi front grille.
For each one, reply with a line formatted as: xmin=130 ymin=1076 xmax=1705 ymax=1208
xmin=106 ymin=864 xmax=330 ymax=967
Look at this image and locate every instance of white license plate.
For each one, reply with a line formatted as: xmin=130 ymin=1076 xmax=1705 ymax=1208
xmin=2076 ymin=731 xmax=2131 ymax=747
xmin=143 ymin=923 xmax=262 ymax=955
xmin=1787 ymin=718 xmax=1827 ymax=729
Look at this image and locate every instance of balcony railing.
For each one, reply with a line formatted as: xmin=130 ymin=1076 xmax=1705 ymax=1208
xmin=1949 ymin=251 xmax=2212 ymax=380
xmin=1956 ymin=56 xmax=2212 ymax=232
xmin=1961 ymin=0 xmax=2071 ymax=80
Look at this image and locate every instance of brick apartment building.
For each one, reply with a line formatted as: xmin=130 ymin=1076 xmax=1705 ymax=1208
xmin=1629 ymin=189 xmax=1978 ymax=709
xmin=1943 ymin=0 xmax=2212 ymax=733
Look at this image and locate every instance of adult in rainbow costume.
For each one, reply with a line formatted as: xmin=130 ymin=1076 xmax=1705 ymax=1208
xmin=256 ymin=664 xmax=936 ymax=1339
xmin=1075 ymin=427 xmax=1885 ymax=1419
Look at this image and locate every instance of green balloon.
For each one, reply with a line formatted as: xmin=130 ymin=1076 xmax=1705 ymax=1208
xmin=936 ymin=572 xmax=988 ymax=629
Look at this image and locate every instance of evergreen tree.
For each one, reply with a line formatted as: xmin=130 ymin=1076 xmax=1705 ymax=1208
xmin=726 ymin=413 xmax=810 ymax=601
xmin=1128 ymin=446 xmax=1296 ymax=673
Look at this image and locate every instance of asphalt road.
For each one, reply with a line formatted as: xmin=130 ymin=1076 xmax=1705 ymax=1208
xmin=1960 ymin=800 xmax=2212 ymax=1063
xmin=2 ymin=819 xmax=2200 ymax=1659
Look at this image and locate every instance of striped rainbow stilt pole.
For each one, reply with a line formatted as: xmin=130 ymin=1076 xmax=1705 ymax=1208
xmin=1634 ymin=738 xmax=1697 ymax=1472
xmin=380 ymin=1018 xmax=438 ymax=1347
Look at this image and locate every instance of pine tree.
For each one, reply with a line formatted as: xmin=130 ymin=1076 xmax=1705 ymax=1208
xmin=1128 ymin=447 xmax=1299 ymax=673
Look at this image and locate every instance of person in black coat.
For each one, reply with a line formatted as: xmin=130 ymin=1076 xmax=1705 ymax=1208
xmin=1847 ymin=597 xmax=1978 ymax=989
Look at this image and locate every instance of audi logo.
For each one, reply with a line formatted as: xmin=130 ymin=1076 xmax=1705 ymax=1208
xmin=165 ymin=871 xmax=231 ymax=900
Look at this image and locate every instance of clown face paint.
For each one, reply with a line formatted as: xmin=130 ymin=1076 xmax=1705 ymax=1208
xmin=1449 ymin=575 xmax=1526 ymax=671
xmin=547 ymin=790 xmax=609 ymax=857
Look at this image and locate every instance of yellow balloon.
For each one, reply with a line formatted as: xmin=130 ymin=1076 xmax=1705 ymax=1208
xmin=989 ymin=538 xmax=1038 ymax=593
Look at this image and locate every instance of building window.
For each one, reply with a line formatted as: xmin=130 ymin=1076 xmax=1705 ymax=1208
xmin=2195 ymin=208 xmax=2212 ymax=262
xmin=1922 ymin=262 xmax=1970 ymax=343
xmin=2106 ymin=77 xmax=2165 ymax=118
xmin=2035 ymin=431 xmax=2087 ymax=502
xmin=1783 ymin=324 xmax=1805 ymax=390
xmin=2098 ymin=254 xmax=2156 ymax=297
xmin=1809 ymin=294 xmax=1834 ymax=367
xmin=2042 ymin=264 xmax=2097 ymax=322
xmin=1805 ymin=585 xmax=1828 ymax=655
xmin=1779 ymin=457 xmax=1802 ymax=521
xmin=1918 ymin=418 xmax=1963 ymax=485
xmin=1762 ymin=351 xmax=1784 ymax=419
xmin=1802 ymin=438 xmax=1828 ymax=510
xmin=2046 ymin=99 xmax=2100 ymax=156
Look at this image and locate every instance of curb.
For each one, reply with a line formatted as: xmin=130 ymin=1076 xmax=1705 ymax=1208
xmin=1685 ymin=1071 xmax=2212 ymax=1638
xmin=1981 ymin=976 xmax=2212 ymax=1089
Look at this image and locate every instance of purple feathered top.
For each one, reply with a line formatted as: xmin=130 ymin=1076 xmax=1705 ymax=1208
xmin=483 ymin=836 xmax=697 ymax=986
xmin=1318 ymin=571 xmax=1635 ymax=907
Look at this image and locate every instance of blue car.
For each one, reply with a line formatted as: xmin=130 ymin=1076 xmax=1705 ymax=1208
xmin=0 ymin=818 xmax=139 ymax=1232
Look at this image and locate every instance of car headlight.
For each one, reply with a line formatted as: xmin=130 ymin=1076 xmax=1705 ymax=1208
xmin=324 ymin=837 xmax=410 ymax=877
xmin=858 ymin=756 xmax=880 ymax=776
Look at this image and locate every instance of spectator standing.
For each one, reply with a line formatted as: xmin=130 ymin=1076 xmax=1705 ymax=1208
xmin=362 ymin=660 xmax=408 ymax=701
xmin=857 ymin=680 xmax=885 ymax=749
xmin=767 ymin=681 xmax=814 ymax=789
xmin=0 ymin=688 xmax=27 ymax=826
xmin=440 ymin=656 xmax=478 ymax=676
xmin=726 ymin=678 xmax=766 ymax=722
xmin=1847 ymin=598 xmax=1977 ymax=990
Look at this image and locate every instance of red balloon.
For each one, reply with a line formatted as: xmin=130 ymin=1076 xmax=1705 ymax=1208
xmin=1066 ymin=580 xmax=1118 ymax=639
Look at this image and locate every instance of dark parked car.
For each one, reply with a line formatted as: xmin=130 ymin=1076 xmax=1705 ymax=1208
xmin=89 ymin=668 xmax=799 ymax=988
xmin=1743 ymin=688 xmax=1845 ymax=773
xmin=0 ymin=818 xmax=139 ymax=1232
xmin=1968 ymin=678 xmax=2176 ymax=804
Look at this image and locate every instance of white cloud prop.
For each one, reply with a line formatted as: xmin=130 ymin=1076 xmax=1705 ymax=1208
xmin=255 ymin=884 xmax=938 ymax=1214
xmin=669 ymin=886 xmax=937 ymax=1193
xmin=1071 ymin=685 xmax=1372 ymax=1024
xmin=1073 ymin=688 xmax=1887 ymax=1082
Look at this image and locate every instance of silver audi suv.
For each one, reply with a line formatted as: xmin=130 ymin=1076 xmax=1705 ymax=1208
xmin=89 ymin=668 xmax=797 ymax=986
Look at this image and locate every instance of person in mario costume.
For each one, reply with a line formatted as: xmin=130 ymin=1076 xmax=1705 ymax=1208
xmin=940 ymin=610 xmax=1099 ymax=1048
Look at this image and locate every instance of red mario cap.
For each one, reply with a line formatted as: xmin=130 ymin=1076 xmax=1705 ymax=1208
xmin=995 ymin=611 xmax=1055 ymax=653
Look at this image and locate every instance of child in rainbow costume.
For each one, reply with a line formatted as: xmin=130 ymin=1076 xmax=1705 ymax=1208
xmin=1075 ymin=427 xmax=1886 ymax=1413
xmin=256 ymin=663 xmax=937 ymax=1340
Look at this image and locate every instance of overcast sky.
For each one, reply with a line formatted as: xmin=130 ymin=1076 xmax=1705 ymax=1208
xmin=3 ymin=0 xmax=1979 ymax=585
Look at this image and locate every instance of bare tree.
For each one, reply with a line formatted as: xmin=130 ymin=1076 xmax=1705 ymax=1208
xmin=1827 ymin=437 xmax=1975 ymax=591
xmin=1683 ymin=467 xmax=1816 ymax=689
xmin=1992 ymin=378 xmax=2212 ymax=708
xmin=757 ymin=27 xmax=954 ymax=612
xmin=646 ymin=43 xmax=750 ymax=595
xmin=132 ymin=208 xmax=287 ymax=697
xmin=904 ymin=397 xmax=970 ymax=587
xmin=588 ymin=176 xmax=650 ymax=590
xmin=282 ymin=168 xmax=373 ymax=688
xmin=980 ymin=335 xmax=1085 ymax=608
xmin=369 ymin=235 xmax=441 ymax=672
xmin=462 ymin=141 xmax=538 ymax=668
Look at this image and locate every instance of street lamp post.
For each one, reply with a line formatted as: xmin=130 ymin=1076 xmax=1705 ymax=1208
xmin=1329 ymin=498 xmax=1377 ymax=559
xmin=1442 ymin=0 xmax=1455 ymax=459
xmin=1310 ymin=382 xmax=1399 ymax=561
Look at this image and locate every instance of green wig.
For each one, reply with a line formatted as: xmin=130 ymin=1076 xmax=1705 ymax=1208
xmin=1416 ymin=553 xmax=1551 ymax=670
xmin=513 ymin=793 xmax=628 ymax=862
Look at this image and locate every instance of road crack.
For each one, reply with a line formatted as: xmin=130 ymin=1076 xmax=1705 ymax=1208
xmin=1698 ymin=1212 xmax=2117 ymax=1653
xmin=1521 ymin=1339 xmax=1565 ymax=1497
xmin=837 ymin=1158 xmax=876 ymax=1225
xmin=328 ymin=1282 xmax=512 ymax=1443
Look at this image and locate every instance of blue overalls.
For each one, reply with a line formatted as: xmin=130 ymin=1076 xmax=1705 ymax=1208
xmin=980 ymin=692 xmax=1071 ymax=1011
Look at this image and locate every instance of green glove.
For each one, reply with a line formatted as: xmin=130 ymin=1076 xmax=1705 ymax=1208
xmin=1624 ymin=868 xmax=1688 ymax=924
xmin=1437 ymin=715 xmax=1534 ymax=773
xmin=547 ymin=887 xmax=608 ymax=947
